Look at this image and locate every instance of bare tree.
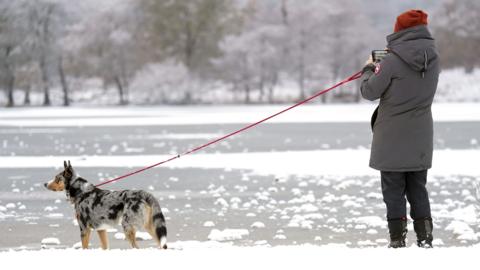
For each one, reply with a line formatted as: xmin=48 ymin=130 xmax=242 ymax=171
xmin=0 ymin=1 xmax=25 ymax=107
xmin=26 ymin=1 xmax=55 ymax=106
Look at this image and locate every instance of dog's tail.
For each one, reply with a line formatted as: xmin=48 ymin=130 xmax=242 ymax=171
xmin=144 ymin=192 xmax=167 ymax=249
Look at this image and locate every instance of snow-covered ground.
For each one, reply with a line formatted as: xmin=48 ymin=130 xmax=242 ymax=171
xmin=0 ymin=243 xmax=479 ymax=270
xmin=0 ymin=103 xmax=479 ymax=264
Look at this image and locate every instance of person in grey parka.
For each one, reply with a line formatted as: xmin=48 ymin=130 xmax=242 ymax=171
xmin=360 ymin=10 xmax=439 ymax=248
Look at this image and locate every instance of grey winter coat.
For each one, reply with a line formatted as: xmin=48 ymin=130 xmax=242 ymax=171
xmin=360 ymin=25 xmax=439 ymax=172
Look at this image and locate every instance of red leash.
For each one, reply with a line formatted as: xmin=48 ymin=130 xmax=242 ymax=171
xmin=95 ymin=70 xmax=363 ymax=188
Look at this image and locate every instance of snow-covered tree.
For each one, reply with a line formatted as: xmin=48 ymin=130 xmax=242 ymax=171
xmin=138 ymin=0 xmax=241 ymax=103
xmin=71 ymin=0 xmax=141 ymax=105
xmin=284 ymin=0 xmax=373 ymax=102
xmin=433 ymin=0 xmax=480 ymax=72
xmin=214 ymin=6 xmax=285 ymax=103
xmin=129 ymin=60 xmax=190 ymax=104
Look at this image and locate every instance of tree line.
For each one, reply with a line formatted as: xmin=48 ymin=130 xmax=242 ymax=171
xmin=0 ymin=0 xmax=478 ymax=107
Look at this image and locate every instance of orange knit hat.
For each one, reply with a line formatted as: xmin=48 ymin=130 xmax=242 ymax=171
xmin=394 ymin=10 xmax=428 ymax=33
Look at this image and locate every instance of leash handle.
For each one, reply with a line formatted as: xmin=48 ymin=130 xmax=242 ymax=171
xmin=95 ymin=70 xmax=363 ymax=188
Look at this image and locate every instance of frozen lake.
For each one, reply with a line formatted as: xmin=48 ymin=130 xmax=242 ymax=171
xmin=0 ymin=105 xmax=479 ymax=250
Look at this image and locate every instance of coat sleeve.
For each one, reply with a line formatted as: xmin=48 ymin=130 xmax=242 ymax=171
xmin=360 ymin=56 xmax=394 ymax=101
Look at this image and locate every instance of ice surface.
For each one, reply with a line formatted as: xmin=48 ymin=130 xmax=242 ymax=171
xmin=1 ymin=149 xmax=479 ymax=177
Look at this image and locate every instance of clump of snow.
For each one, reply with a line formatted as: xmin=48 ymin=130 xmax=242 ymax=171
xmin=366 ymin=192 xmax=383 ymax=200
xmin=433 ymin=239 xmax=445 ymax=246
xmin=357 ymin=240 xmax=377 ymax=246
xmin=288 ymin=215 xmax=314 ymax=229
xmin=451 ymin=205 xmax=478 ymax=224
xmin=203 ymin=221 xmax=215 ymax=227
xmin=293 ymin=203 xmax=319 ymax=213
xmin=112 ymin=231 xmax=154 ymax=241
xmin=355 ymin=224 xmax=367 ymax=230
xmin=72 ymin=242 xmax=82 ymax=249
xmin=251 ymin=222 xmax=265 ymax=229
xmin=47 ymin=213 xmax=64 ymax=218
xmin=41 ymin=238 xmax=60 ymax=245
xmin=214 ymin=198 xmax=229 ymax=209
xmin=114 ymin=233 xmax=125 ymax=240
xmin=44 ymin=206 xmax=56 ymax=212
xmin=208 ymin=229 xmax=249 ymax=242
xmin=375 ymin=239 xmax=388 ymax=244
xmin=288 ymin=193 xmax=315 ymax=204
xmin=6 ymin=203 xmax=16 ymax=209
xmin=135 ymin=232 xmax=153 ymax=241
xmin=445 ymin=221 xmax=478 ymax=241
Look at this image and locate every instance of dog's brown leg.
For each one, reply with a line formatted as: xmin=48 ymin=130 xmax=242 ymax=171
xmin=143 ymin=206 xmax=159 ymax=246
xmin=97 ymin=230 xmax=109 ymax=250
xmin=81 ymin=228 xmax=91 ymax=249
xmin=125 ymin=228 xmax=139 ymax=249
xmin=144 ymin=223 xmax=159 ymax=246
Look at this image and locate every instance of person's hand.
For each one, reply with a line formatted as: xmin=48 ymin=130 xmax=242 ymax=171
xmin=362 ymin=54 xmax=376 ymax=74
xmin=365 ymin=54 xmax=373 ymax=65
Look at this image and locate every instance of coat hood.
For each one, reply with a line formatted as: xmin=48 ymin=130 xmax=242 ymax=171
xmin=387 ymin=25 xmax=438 ymax=75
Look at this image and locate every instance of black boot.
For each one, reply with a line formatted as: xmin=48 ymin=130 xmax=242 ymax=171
xmin=388 ymin=218 xmax=407 ymax=248
xmin=414 ymin=217 xmax=433 ymax=248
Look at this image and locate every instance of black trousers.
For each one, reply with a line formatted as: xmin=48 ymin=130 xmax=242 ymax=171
xmin=380 ymin=170 xmax=431 ymax=221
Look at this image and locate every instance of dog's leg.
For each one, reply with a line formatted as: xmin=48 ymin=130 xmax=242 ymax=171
xmin=144 ymin=223 xmax=158 ymax=246
xmin=97 ymin=230 xmax=109 ymax=250
xmin=125 ymin=228 xmax=139 ymax=249
xmin=143 ymin=206 xmax=159 ymax=246
xmin=81 ymin=228 xmax=91 ymax=249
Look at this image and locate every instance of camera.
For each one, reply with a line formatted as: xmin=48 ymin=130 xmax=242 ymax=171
xmin=372 ymin=50 xmax=388 ymax=63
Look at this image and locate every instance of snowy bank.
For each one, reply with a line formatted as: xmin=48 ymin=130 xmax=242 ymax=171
xmin=436 ymin=68 xmax=480 ymax=102
xmin=0 ymin=244 xmax=479 ymax=270
xmin=0 ymin=103 xmax=480 ymax=126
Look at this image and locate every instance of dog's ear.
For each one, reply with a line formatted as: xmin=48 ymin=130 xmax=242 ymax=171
xmin=64 ymin=161 xmax=74 ymax=179
xmin=64 ymin=160 xmax=68 ymax=169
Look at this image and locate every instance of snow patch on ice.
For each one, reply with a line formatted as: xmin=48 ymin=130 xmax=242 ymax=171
xmin=203 ymin=221 xmax=215 ymax=227
xmin=208 ymin=229 xmax=249 ymax=242
xmin=251 ymin=222 xmax=266 ymax=229
xmin=41 ymin=238 xmax=60 ymax=245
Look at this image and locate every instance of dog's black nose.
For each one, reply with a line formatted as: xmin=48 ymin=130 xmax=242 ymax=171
xmin=44 ymin=183 xmax=47 ymax=188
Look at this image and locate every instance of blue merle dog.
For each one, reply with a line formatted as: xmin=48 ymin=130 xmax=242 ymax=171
xmin=44 ymin=161 xmax=167 ymax=249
